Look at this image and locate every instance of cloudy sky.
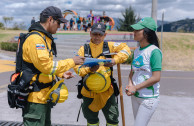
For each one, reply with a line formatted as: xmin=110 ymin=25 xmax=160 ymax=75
xmin=0 ymin=0 xmax=193 ymax=27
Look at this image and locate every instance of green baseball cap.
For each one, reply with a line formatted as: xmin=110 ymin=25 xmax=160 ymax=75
xmin=131 ymin=17 xmax=157 ymax=31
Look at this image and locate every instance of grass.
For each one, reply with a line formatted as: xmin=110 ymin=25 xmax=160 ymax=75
xmin=157 ymin=32 xmax=194 ymax=71
xmin=0 ymin=29 xmax=193 ymax=71
xmin=0 ymin=29 xmax=27 ymax=42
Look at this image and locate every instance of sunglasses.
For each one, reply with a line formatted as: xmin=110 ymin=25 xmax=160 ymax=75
xmin=92 ymin=33 xmax=104 ymax=37
xmin=55 ymin=20 xmax=61 ymax=25
xmin=52 ymin=17 xmax=61 ymax=25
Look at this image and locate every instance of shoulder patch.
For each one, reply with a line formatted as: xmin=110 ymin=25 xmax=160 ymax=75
xmin=114 ymin=42 xmax=121 ymax=47
xmin=36 ymin=44 xmax=45 ymax=50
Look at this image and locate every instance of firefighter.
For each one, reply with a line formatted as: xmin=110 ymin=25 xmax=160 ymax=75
xmin=74 ymin=23 xmax=131 ymax=126
xmin=22 ymin=6 xmax=85 ymax=126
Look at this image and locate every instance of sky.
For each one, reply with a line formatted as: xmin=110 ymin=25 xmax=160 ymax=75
xmin=0 ymin=0 xmax=194 ymax=28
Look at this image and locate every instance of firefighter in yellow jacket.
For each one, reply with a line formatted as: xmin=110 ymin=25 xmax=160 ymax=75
xmin=22 ymin=6 xmax=85 ymax=126
xmin=74 ymin=23 xmax=131 ymax=126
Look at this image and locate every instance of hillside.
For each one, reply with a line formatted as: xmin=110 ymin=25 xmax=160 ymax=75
xmin=113 ymin=18 xmax=169 ymax=30
xmin=157 ymin=18 xmax=194 ymax=32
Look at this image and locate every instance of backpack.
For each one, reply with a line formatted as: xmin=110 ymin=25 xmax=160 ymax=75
xmin=7 ymin=32 xmax=54 ymax=109
xmin=77 ymin=42 xmax=120 ymax=99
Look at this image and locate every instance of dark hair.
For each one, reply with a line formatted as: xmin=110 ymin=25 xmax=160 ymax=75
xmin=143 ymin=28 xmax=160 ymax=48
xmin=40 ymin=15 xmax=48 ymax=23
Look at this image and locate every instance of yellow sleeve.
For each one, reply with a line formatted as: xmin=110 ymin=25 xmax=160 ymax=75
xmin=108 ymin=42 xmax=131 ymax=64
xmin=73 ymin=46 xmax=91 ymax=77
xmin=23 ymin=35 xmax=75 ymax=77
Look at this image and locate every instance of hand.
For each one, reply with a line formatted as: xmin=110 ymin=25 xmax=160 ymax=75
xmin=104 ymin=58 xmax=116 ymax=67
xmin=62 ymin=71 xmax=75 ymax=79
xmin=125 ymin=85 xmax=136 ymax=96
xmin=90 ymin=65 xmax=99 ymax=72
xmin=73 ymin=56 xmax=85 ymax=65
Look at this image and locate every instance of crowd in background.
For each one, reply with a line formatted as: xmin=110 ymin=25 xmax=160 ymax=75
xmin=62 ymin=16 xmax=113 ymax=32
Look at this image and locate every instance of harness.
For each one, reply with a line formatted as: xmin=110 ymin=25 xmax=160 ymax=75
xmin=19 ymin=32 xmax=55 ymax=92
xmin=8 ymin=32 xmax=57 ymax=109
xmin=77 ymin=42 xmax=119 ymax=99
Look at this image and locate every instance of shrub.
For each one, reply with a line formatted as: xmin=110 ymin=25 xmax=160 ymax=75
xmin=0 ymin=42 xmax=17 ymax=52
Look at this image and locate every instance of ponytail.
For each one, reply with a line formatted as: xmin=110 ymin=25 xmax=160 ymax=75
xmin=143 ymin=28 xmax=160 ymax=48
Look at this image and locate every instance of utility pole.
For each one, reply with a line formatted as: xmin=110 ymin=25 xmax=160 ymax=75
xmin=151 ymin=0 xmax=158 ymax=27
xmin=161 ymin=12 xmax=164 ymax=51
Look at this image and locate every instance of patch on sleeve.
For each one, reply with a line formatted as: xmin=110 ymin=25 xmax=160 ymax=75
xmin=36 ymin=44 xmax=45 ymax=50
xmin=114 ymin=43 xmax=121 ymax=47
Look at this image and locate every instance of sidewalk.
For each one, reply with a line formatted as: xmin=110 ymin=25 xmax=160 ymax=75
xmin=0 ymin=91 xmax=194 ymax=126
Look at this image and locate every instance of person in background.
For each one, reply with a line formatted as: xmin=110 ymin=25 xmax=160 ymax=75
xmin=77 ymin=17 xmax=81 ymax=30
xmin=125 ymin=17 xmax=162 ymax=126
xmin=70 ymin=18 xmax=74 ymax=30
xmin=109 ymin=20 xmax=113 ymax=31
xmin=106 ymin=21 xmax=109 ymax=30
xmin=63 ymin=22 xmax=67 ymax=31
xmin=31 ymin=17 xmax=35 ymax=25
xmin=87 ymin=18 xmax=91 ymax=31
xmin=82 ymin=18 xmax=87 ymax=31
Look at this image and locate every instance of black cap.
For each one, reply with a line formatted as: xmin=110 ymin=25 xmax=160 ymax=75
xmin=91 ymin=23 xmax=106 ymax=35
xmin=40 ymin=6 xmax=68 ymax=23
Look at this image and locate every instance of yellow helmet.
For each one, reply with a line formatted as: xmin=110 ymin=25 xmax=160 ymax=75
xmin=83 ymin=72 xmax=111 ymax=93
xmin=43 ymin=79 xmax=68 ymax=106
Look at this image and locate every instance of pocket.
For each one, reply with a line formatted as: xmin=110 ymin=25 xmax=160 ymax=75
xmin=24 ymin=113 xmax=41 ymax=120
xmin=37 ymin=50 xmax=49 ymax=61
xmin=142 ymin=98 xmax=159 ymax=110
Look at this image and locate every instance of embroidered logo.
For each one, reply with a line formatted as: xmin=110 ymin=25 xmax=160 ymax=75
xmin=114 ymin=43 xmax=121 ymax=47
xmin=140 ymin=18 xmax=144 ymax=23
xmin=36 ymin=44 xmax=45 ymax=50
xmin=97 ymin=24 xmax=101 ymax=29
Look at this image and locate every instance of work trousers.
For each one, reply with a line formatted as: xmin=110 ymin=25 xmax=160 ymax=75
xmin=82 ymin=94 xmax=119 ymax=125
xmin=22 ymin=102 xmax=51 ymax=126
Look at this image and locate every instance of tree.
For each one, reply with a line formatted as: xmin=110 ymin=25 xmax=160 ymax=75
xmin=13 ymin=22 xmax=26 ymax=30
xmin=3 ymin=16 xmax=13 ymax=29
xmin=117 ymin=6 xmax=139 ymax=31
xmin=0 ymin=22 xmax=4 ymax=29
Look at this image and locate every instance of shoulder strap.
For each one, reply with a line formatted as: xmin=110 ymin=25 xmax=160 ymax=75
xmin=83 ymin=42 xmax=113 ymax=75
xmin=84 ymin=42 xmax=111 ymax=58
xmin=84 ymin=43 xmax=92 ymax=58
xmin=102 ymin=42 xmax=110 ymax=56
xmin=27 ymin=32 xmax=50 ymax=51
xmin=19 ymin=32 xmax=53 ymax=91
xmin=96 ymin=41 xmax=111 ymax=58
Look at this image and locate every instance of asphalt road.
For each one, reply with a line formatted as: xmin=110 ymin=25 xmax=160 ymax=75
xmin=1 ymin=69 xmax=194 ymax=98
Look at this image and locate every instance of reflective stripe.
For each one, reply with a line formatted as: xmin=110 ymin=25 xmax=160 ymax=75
xmin=87 ymin=122 xmax=99 ymax=126
xmin=106 ymin=123 xmax=119 ymax=126
xmin=50 ymin=61 xmax=58 ymax=75
xmin=103 ymin=50 xmax=109 ymax=54
xmin=85 ymin=53 xmax=92 ymax=57
xmin=120 ymin=49 xmax=130 ymax=57
xmin=78 ymin=67 xmax=81 ymax=75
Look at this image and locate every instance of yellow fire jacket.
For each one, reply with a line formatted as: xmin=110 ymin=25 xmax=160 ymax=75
xmin=23 ymin=31 xmax=75 ymax=104
xmin=74 ymin=40 xmax=131 ymax=111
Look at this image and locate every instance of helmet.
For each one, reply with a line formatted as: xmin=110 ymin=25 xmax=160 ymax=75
xmin=83 ymin=72 xmax=111 ymax=93
xmin=43 ymin=79 xmax=68 ymax=106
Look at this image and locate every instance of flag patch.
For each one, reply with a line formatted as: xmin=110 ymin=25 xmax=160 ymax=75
xmin=36 ymin=44 xmax=45 ymax=50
